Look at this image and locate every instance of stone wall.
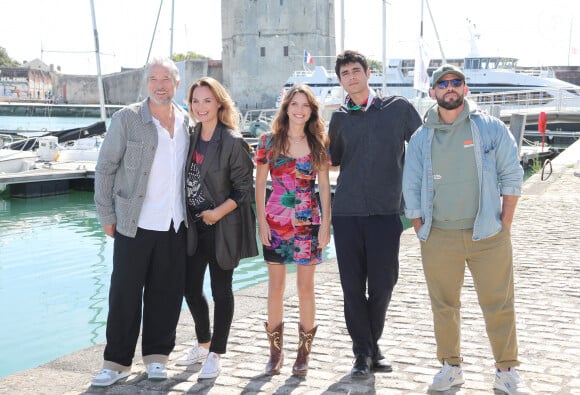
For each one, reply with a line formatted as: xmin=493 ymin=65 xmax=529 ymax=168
xmin=50 ymin=59 xmax=223 ymax=106
xmin=222 ymin=0 xmax=335 ymax=110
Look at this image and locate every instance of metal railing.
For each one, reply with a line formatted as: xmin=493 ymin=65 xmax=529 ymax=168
xmin=469 ymin=87 xmax=580 ymax=114
xmin=240 ymin=108 xmax=278 ymax=138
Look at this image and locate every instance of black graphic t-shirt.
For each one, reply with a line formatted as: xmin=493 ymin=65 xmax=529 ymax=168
xmin=186 ymin=139 xmax=211 ymax=212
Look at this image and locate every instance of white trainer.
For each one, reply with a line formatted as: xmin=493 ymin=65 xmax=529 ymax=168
xmin=198 ymin=352 xmax=221 ymax=379
xmin=175 ymin=342 xmax=210 ymax=366
xmin=429 ymin=361 xmax=465 ymax=391
xmin=91 ymin=369 xmax=130 ymax=387
xmin=494 ymin=368 xmax=532 ymax=395
xmin=147 ymin=363 xmax=167 ymax=381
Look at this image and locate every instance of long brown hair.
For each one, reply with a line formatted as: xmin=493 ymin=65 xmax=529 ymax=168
xmin=186 ymin=77 xmax=240 ymax=131
xmin=270 ymin=83 xmax=328 ymax=171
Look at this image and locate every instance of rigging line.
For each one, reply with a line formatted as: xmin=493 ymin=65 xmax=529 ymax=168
xmin=424 ymin=0 xmax=446 ymax=62
xmin=41 ymin=49 xmax=115 ymax=56
xmin=137 ymin=0 xmax=164 ymax=101
xmin=145 ymin=0 xmax=165 ymax=66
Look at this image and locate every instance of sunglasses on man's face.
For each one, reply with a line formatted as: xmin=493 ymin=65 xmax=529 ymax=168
xmin=436 ymin=79 xmax=464 ymax=89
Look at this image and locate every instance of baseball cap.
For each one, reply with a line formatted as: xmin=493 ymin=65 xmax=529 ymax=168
xmin=431 ymin=64 xmax=465 ymax=88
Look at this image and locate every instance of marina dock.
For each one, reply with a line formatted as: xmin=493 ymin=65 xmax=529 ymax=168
xmin=0 ymin=134 xmax=579 ymax=394
xmin=0 ymin=161 xmax=95 ymax=198
xmin=0 ymin=144 xmax=559 ymax=198
xmin=0 ymin=101 xmax=123 ymax=119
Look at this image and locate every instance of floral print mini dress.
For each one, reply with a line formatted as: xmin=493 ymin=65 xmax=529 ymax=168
xmin=255 ymin=133 xmax=322 ymax=265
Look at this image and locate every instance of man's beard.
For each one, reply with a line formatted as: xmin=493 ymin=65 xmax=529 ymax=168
xmin=150 ymin=90 xmax=174 ymax=105
xmin=437 ymin=95 xmax=464 ymax=110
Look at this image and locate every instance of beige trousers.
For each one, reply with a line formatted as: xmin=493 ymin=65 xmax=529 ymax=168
xmin=420 ymin=226 xmax=520 ymax=369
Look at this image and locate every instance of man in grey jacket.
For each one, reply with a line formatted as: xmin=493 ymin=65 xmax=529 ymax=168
xmin=92 ymin=57 xmax=191 ymax=387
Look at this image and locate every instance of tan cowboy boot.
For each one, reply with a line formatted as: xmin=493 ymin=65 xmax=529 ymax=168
xmin=292 ymin=324 xmax=318 ymax=376
xmin=265 ymin=322 xmax=284 ymax=375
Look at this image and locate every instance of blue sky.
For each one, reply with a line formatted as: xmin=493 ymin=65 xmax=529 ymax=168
xmin=1 ymin=0 xmax=579 ymax=75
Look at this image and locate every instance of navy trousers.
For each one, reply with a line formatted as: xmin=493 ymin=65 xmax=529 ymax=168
xmin=332 ymin=214 xmax=402 ymax=357
xmin=104 ymin=222 xmax=186 ymax=366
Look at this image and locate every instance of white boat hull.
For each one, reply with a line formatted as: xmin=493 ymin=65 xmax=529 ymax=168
xmin=0 ymin=150 xmax=38 ymax=174
xmin=54 ymin=135 xmax=103 ymax=163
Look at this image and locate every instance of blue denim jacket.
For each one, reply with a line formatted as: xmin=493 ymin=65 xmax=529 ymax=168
xmin=402 ymin=110 xmax=523 ymax=241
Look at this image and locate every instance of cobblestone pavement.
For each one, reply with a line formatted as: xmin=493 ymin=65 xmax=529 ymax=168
xmin=1 ymin=141 xmax=579 ymax=395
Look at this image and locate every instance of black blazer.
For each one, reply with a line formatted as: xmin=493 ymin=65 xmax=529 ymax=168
xmin=185 ymin=122 xmax=258 ymax=269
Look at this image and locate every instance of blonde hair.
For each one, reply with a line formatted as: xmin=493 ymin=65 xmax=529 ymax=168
xmin=186 ymin=77 xmax=239 ymax=130
xmin=270 ymin=83 xmax=328 ymax=171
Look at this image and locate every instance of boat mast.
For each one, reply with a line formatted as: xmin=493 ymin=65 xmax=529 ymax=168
xmin=340 ymin=0 xmax=345 ymax=52
xmin=425 ymin=0 xmax=446 ymax=62
xmin=170 ymin=0 xmax=175 ymax=58
xmin=382 ymin=0 xmax=387 ymax=96
xmin=568 ymin=17 xmax=574 ymax=66
xmin=413 ymin=0 xmax=430 ymax=96
xmin=89 ymin=0 xmax=107 ymax=121
xmin=339 ymin=0 xmax=345 ymax=103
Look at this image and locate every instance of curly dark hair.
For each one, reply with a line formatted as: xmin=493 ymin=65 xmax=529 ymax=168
xmin=334 ymin=50 xmax=369 ymax=78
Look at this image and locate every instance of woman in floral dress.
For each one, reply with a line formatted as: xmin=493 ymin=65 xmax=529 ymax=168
xmin=255 ymin=83 xmax=331 ymax=376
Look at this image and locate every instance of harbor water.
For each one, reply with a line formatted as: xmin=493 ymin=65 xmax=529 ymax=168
xmin=0 ymin=115 xmax=337 ymax=379
xmin=0 ymin=190 xmax=338 ymax=379
xmin=0 ymin=116 xmax=107 ymax=135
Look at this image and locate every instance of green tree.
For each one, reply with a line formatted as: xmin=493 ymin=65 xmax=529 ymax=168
xmin=368 ymin=58 xmax=383 ymax=73
xmin=171 ymin=51 xmax=209 ymax=62
xmin=0 ymin=46 xmax=21 ymax=67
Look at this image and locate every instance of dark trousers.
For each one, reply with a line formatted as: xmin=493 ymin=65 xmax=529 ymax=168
xmin=332 ymin=214 xmax=402 ymax=357
xmin=104 ymin=222 xmax=186 ymax=366
xmin=184 ymin=224 xmax=234 ymax=354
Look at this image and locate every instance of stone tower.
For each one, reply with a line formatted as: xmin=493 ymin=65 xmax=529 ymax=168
xmin=222 ymin=0 xmax=335 ymax=111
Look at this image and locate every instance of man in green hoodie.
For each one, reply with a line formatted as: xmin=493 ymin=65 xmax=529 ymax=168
xmin=402 ymin=64 xmax=530 ymax=395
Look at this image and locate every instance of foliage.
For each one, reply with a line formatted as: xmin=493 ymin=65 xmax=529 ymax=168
xmin=0 ymin=46 xmax=21 ymax=67
xmin=530 ymin=159 xmax=542 ymax=173
xmin=172 ymin=52 xmax=209 ymax=61
xmin=368 ymin=58 xmax=383 ymax=73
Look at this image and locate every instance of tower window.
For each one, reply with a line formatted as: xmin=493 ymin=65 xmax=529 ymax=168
xmin=260 ymin=47 xmax=266 ymax=57
xmin=284 ymin=46 xmax=289 ymax=57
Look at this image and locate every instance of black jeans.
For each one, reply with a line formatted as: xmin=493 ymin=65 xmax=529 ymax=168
xmin=104 ymin=223 xmax=186 ymax=366
xmin=184 ymin=223 xmax=234 ymax=354
xmin=332 ymin=214 xmax=402 ymax=358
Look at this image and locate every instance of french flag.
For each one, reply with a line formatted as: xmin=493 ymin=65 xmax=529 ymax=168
xmin=303 ymin=50 xmax=314 ymax=64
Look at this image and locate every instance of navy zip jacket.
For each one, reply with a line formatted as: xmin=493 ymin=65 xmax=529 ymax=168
xmin=328 ymin=94 xmax=422 ymax=216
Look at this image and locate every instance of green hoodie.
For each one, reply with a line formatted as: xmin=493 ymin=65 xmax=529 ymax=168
xmin=424 ymin=99 xmax=479 ymax=230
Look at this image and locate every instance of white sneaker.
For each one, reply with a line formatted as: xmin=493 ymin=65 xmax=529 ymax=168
xmin=198 ymin=352 xmax=221 ymax=379
xmin=494 ymin=368 xmax=532 ymax=395
xmin=91 ymin=369 xmax=130 ymax=387
xmin=147 ymin=363 xmax=167 ymax=381
xmin=429 ymin=361 xmax=465 ymax=391
xmin=175 ymin=342 xmax=210 ymax=366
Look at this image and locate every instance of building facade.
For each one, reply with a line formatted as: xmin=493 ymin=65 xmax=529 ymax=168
xmin=0 ymin=64 xmax=53 ymax=102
